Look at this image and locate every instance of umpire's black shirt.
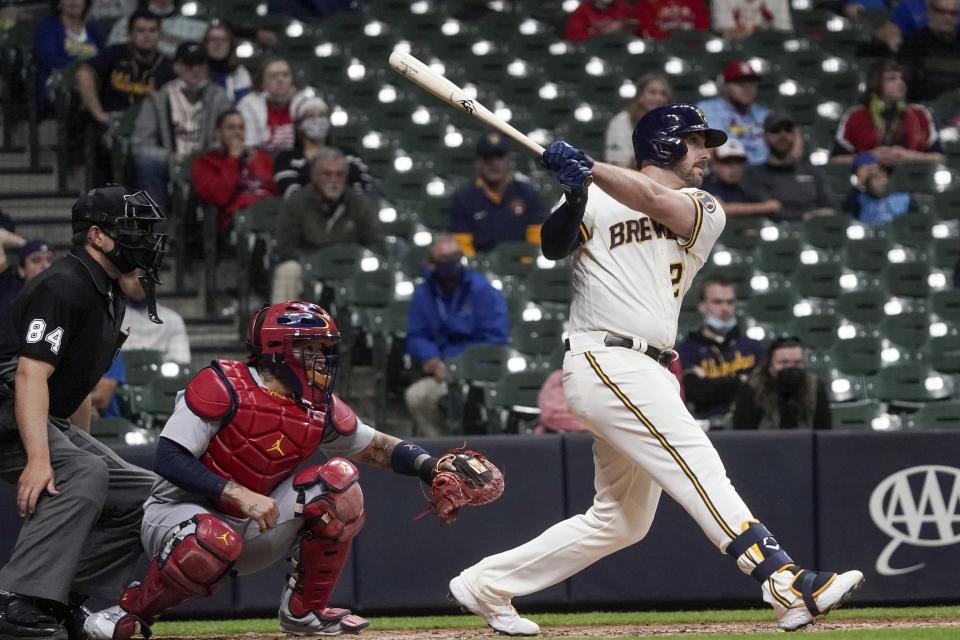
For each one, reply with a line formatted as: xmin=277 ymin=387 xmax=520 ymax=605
xmin=2 ymin=247 xmax=126 ymax=419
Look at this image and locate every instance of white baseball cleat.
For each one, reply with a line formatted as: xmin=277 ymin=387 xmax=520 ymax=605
xmin=82 ymin=604 xmax=141 ymax=640
xmin=765 ymin=568 xmax=865 ymax=632
xmin=448 ymin=576 xmax=540 ymax=637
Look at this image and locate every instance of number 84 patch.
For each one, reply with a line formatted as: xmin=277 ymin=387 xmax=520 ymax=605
xmin=25 ymin=319 xmax=64 ymax=354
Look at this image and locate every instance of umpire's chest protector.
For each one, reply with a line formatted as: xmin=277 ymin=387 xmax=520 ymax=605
xmin=185 ymin=360 xmax=336 ymax=518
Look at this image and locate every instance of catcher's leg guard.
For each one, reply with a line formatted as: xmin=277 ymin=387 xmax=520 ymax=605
xmin=727 ymin=522 xmax=864 ymax=631
xmin=279 ymin=458 xmax=368 ymax=636
xmin=84 ymin=514 xmax=242 ymax=640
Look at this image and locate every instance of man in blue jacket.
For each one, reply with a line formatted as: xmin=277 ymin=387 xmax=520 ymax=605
xmin=404 ymin=235 xmax=509 ymax=436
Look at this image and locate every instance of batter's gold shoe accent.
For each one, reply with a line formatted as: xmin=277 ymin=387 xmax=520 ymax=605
xmin=763 ymin=567 xmax=865 ymax=632
xmin=448 ymin=576 xmax=540 ymax=637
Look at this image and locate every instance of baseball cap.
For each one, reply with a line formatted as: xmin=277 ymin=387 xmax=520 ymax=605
xmin=723 ymin=60 xmax=761 ymax=83
xmin=18 ymin=238 xmax=52 ymax=266
xmin=175 ymin=41 xmax=206 ymax=66
xmin=476 ymin=132 xmax=509 ymax=158
xmin=851 ymin=152 xmax=881 ymax=174
xmin=763 ymin=111 xmax=795 ymax=132
xmin=713 ymin=138 xmax=746 ymax=161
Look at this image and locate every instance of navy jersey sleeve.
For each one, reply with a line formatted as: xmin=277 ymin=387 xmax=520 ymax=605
xmin=14 ymin=281 xmax=80 ymax=367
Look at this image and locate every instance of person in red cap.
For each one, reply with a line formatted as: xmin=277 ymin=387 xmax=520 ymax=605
xmin=711 ymin=0 xmax=792 ymax=40
xmin=697 ymin=61 xmax=772 ymax=165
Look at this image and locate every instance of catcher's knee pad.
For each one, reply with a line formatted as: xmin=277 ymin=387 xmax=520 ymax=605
xmin=727 ymin=521 xmax=794 ymax=583
xmin=283 ymin=458 xmax=365 ymax=622
xmin=116 ymin=514 xmax=243 ymax=637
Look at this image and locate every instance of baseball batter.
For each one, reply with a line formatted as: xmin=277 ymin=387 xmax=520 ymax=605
xmin=449 ymin=105 xmax=863 ymax=635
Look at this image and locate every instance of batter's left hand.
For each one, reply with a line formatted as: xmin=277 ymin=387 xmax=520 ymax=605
xmin=542 ymin=140 xmax=594 ymax=172
xmin=555 ymin=159 xmax=593 ymax=195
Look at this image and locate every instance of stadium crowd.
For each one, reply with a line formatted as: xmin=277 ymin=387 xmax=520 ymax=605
xmin=0 ymin=0 xmax=958 ymax=435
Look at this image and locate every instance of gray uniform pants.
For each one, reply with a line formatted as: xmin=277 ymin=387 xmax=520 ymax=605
xmin=0 ymin=421 xmax=157 ymax=604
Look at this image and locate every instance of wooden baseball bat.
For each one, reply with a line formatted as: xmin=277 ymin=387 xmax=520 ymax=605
xmin=388 ymin=50 xmax=544 ymax=155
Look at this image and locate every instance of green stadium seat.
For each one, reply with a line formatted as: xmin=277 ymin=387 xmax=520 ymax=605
xmin=488 ymin=369 xmax=550 ymax=433
xmin=831 ymin=336 xmax=882 ymax=376
xmin=813 ymin=70 xmax=862 ymax=104
xmin=890 ymin=212 xmax=936 ymax=247
xmin=234 ymin=198 xmax=281 ymax=318
xmin=90 ymin=417 xmax=141 ymax=442
xmin=700 ymin=263 xmax=754 ymax=300
xmin=931 ymin=188 xmax=960 ymax=220
xmin=884 ymin=261 xmax=931 ymax=298
xmin=756 ymin=237 xmax=803 ymax=273
xmin=793 ymin=263 xmax=843 ymax=298
xmin=870 ymin=364 xmax=955 ymax=403
xmin=931 ymin=289 xmax=960 ymax=320
xmin=927 ymin=335 xmax=960 ymax=373
xmin=447 ymin=344 xmax=517 ymax=384
xmin=836 ymin=289 xmax=886 ymax=325
xmin=746 ymin=290 xmax=798 ymax=324
xmin=802 ymin=214 xmax=852 ymax=249
xmin=338 ymin=269 xmax=395 ymax=309
xmin=511 ymin=318 xmax=565 ymax=358
xmin=123 ymin=349 xmax=167 ymax=386
xmin=717 ymin=216 xmax=765 ymax=250
xmin=932 ymin=237 xmax=960 ymax=270
xmin=133 ymin=374 xmax=193 ymax=430
xmin=882 ymin=312 xmax=932 ymax=350
xmin=525 ymin=265 xmax=572 ymax=306
xmin=888 ymin=162 xmax=950 ymax=195
xmin=821 ymin=164 xmax=855 ymax=201
xmin=301 ymin=244 xmax=370 ymax=300
xmin=831 ymin=400 xmax=886 ymax=431
xmin=844 ymin=236 xmax=891 ymax=273
xmin=790 ymin=314 xmax=840 ymax=350
xmin=480 ymin=241 xmax=541 ymax=277
xmin=772 ymin=92 xmax=826 ymax=127
xmin=905 ymin=400 xmax=960 ymax=430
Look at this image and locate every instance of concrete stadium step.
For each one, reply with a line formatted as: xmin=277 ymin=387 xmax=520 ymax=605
xmin=0 ymin=169 xmax=59 ymax=194
xmin=0 ymin=197 xmax=75 ymax=220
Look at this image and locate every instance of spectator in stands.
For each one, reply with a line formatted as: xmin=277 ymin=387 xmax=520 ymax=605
xmin=271 ymin=147 xmax=384 ymax=303
xmin=118 ymin=269 xmax=191 ymax=364
xmin=273 ymin=95 xmax=375 ymax=200
xmin=193 ymin=109 xmax=278 ymax=234
xmin=405 ymin=235 xmax=509 ymax=436
xmin=698 ymin=61 xmax=770 ymax=165
xmin=746 ymin=112 xmax=837 ymax=222
xmin=711 ymin=0 xmax=792 ymax=40
xmin=106 ymin=0 xmax=207 ymax=58
xmin=732 ymin=336 xmax=832 ymax=430
xmin=843 ymin=152 xmax=914 ymax=224
xmin=898 ymin=0 xmax=960 ymax=101
xmin=678 ymin=276 xmax=765 ymax=424
xmin=889 ymin=0 xmax=960 ymax=37
xmin=76 ymin=10 xmax=172 ymax=125
xmin=702 ymin=138 xmax=781 ymax=217
xmin=635 ymin=0 xmax=710 ymax=39
xmin=131 ymin=40 xmax=231 ymax=210
xmin=0 ymin=238 xmax=52 ymax=319
xmin=604 ymin=73 xmax=672 ymax=167
xmin=237 ymin=56 xmax=311 ymax=154
xmin=34 ymin=0 xmax=103 ymax=110
xmin=449 ymin=133 xmax=547 ymax=257
xmin=831 ymin=59 xmax=946 ymax=165
xmin=203 ymin=20 xmax=251 ymax=104
xmin=92 ymin=351 xmax=125 ymax=418
xmin=564 ymin=0 xmax=640 ymax=42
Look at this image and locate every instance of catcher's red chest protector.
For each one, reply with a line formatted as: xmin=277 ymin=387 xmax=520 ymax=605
xmin=185 ymin=360 xmax=356 ymax=518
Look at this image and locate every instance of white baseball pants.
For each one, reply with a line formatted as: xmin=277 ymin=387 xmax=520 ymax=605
xmin=460 ymin=335 xmax=754 ymax=602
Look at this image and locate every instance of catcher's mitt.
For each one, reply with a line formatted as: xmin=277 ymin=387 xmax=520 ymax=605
xmin=430 ymin=447 xmax=504 ymax=524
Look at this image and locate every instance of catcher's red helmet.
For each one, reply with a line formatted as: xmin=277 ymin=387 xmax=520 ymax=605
xmin=246 ymin=301 xmax=340 ymax=408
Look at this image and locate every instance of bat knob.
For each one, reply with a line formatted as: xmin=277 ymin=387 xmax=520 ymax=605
xmin=583 ymin=175 xmax=594 ymax=188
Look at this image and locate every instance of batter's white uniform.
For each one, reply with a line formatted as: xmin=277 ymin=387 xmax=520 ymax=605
xmin=459 ymin=184 xmax=756 ymax=602
xmin=140 ymin=366 xmax=375 ymax=576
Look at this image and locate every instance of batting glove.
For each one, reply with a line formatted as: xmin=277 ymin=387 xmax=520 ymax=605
xmin=542 ymin=140 xmax=594 ymax=172
xmin=555 ymin=158 xmax=592 ymax=195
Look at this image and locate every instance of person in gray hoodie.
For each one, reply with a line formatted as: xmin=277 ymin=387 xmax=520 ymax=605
xmin=131 ymin=40 xmax=231 ymax=211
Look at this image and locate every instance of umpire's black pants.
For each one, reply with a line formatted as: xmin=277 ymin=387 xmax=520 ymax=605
xmin=0 ymin=420 xmax=156 ymax=604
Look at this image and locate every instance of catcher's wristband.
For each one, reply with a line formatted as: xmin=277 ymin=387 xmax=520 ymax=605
xmin=390 ymin=440 xmax=437 ymax=483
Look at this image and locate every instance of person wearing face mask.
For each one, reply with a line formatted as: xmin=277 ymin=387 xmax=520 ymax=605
xmin=271 ymin=147 xmax=385 ymax=303
xmin=404 ymin=235 xmax=509 ymax=437
xmin=732 ymin=336 xmax=832 ymax=430
xmin=118 ymin=269 xmax=190 ymax=365
xmin=273 ymin=95 xmax=376 ymax=200
xmin=131 ymin=40 xmax=232 ymax=211
xmin=676 ymin=276 xmax=765 ymax=425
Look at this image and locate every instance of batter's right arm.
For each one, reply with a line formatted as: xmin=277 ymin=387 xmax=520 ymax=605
xmin=590 ymin=162 xmax=697 ymax=239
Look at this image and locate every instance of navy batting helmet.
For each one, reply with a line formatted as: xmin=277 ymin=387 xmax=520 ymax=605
xmin=632 ymin=104 xmax=727 ymax=166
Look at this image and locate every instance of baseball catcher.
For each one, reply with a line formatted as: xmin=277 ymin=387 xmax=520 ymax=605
xmin=82 ymin=301 xmax=503 ymax=639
